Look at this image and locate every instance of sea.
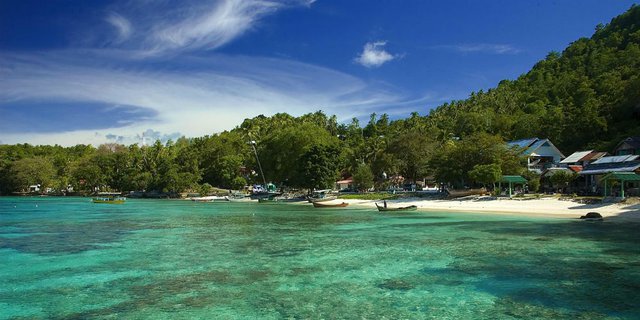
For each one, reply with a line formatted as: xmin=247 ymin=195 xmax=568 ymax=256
xmin=1 ymin=197 xmax=639 ymax=319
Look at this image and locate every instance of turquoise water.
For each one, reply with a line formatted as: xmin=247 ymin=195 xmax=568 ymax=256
xmin=1 ymin=197 xmax=639 ymax=319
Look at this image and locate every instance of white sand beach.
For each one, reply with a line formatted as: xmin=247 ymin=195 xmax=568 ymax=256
xmin=339 ymin=197 xmax=640 ymax=220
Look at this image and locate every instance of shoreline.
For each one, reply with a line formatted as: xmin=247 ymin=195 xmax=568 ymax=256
xmin=338 ymin=197 xmax=640 ymax=221
xmin=4 ymin=195 xmax=639 ymax=221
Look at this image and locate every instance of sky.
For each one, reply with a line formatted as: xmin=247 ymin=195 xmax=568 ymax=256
xmin=0 ymin=0 xmax=637 ymax=146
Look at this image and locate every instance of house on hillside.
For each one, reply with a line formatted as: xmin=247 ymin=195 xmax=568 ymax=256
xmin=579 ymin=155 xmax=640 ymax=196
xmin=555 ymin=150 xmax=608 ymax=194
xmin=336 ymin=178 xmax=353 ymax=191
xmin=613 ymin=136 xmax=640 ymax=156
xmin=507 ymin=138 xmax=565 ymax=173
xmin=560 ymin=150 xmax=608 ymax=168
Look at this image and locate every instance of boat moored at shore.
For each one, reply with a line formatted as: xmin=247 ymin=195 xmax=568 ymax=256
xmin=92 ymin=196 xmax=126 ymax=204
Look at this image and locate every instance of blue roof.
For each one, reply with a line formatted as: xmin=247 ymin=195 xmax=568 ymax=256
xmin=580 ymin=160 xmax=640 ymax=175
xmin=507 ymin=138 xmax=539 ymax=150
xmin=524 ymin=139 xmax=549 ymax=155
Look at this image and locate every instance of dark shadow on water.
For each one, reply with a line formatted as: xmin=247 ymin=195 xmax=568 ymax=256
xmin=0 ymin=219 xmax=152 ymax=255
xmin=427 ymin=218 xmax=640 ymax=317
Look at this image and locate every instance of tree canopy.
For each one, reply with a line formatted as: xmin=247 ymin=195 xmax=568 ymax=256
xmin=1 ymin=6 xmax=639 ymax=195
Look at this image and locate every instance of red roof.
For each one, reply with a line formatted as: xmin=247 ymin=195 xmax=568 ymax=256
xmin=568 ymin=165 xmax=583 ymax=172
xmin=581 ymin=151 xmax=607 ymax=162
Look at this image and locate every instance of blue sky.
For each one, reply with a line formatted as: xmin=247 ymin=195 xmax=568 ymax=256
xmin=0 ymin=0 xmax=637 ymax=146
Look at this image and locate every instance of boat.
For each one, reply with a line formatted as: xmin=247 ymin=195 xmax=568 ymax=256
xmin=375 ymin=203 xmax=417 ymax=212
xmin=445 ymin=188 xmax=486 ymax=198
xmin=307 ymin=195 xmax=337 ymax=203
xmin=307 ymin=189 xmax=336 ymax=203
xmin=258 ymin=197 xmax=279 ymax=203
xmin=190 ymin=196 xmax=230 ymax=202
xmin=312 ymin=201 xmax=349 ymax=208
xmin=259 ymin=195 xmax=306 ymax=203
xmin=92 ymin=196 xmax=126 ymax=204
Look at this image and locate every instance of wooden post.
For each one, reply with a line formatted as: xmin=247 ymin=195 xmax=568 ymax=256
xmin=509 ymin=182 xmax=512 ymax=198
xmin=604 ymin=179 xmax=607 ymax=197
xmin=621 ymin=181 xmax=625 ymax=199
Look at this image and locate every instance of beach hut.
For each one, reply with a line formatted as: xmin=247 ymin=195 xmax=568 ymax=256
xmin=499 ymin=175 xmax=527 ymax=197
xmin=335 ymin=178 xmax=353 ymax=191
xmin=613 ymin=136 xmax=640 ymax=156
xmin=601 ymin=172 xmax=640 ymax=198
xmin=507 ymin=138 xmax=565 ymax=173
xmin=580 ymin=155 xmax=640 ymax=195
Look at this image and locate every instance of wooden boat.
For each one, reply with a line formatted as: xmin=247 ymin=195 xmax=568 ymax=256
xmin=307 ymin=195 xmax=337 ymax=203
xmin=307 ymin=189 xmax=336 ymax=203
xmin=312 ymin=201 xmax=349 ymax=208
xmin=191 ymin=196 xmax=230 ymax=202
xmin=445 ymin=188 xmax=486 ymax=198
xmin=258 ymin=197 xmax=279 ymax=203
xmin=92 ymin=196 xmax=126 ymax=204
xmin=375 ymin=203 xmax=417 ymax=212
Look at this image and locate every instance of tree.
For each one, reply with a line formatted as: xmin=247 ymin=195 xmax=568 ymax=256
xmin=521 ymin=170 xmax=541 ymax=193
xmin=258 ymin=122 xmax=339 ymax=187
xmin=352 ymin=163 xmax=374 ymax=192
xmin=298 ymin=144 xmax=342 ymax=191
xmin=69 ymin=158 xmax=104 ymax=192
xmin=468 ymin=164 xmax=502 ymax=188
xmin=431 ymin=133 xmax=523 ymax=188
xmin=387 ymin=130 xmax=436 ymax=183
xmin=549 ymin=170 xmax=577 ymax=192
xmin=9 ymin=157 xmax=55 ymax=191
xmin=199 ymin=183 xmax=213 ymax=196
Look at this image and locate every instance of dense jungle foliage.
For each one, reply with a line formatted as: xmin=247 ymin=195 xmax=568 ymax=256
xmin=1 ymin=6 xmax=639 ymax=195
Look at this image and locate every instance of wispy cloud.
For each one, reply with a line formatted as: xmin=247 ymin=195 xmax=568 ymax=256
xmin=437 ymin=43 xmax=521 ymax=55
xmin=105 ymin=0 xmax=315 ymax=56
xmin=354 ymin=41 xmax=398 ymax=68
xmin=105 ymin=12 xmax=132 ymax=43
xmin=0 ymin=50 xmax=409 ymax=146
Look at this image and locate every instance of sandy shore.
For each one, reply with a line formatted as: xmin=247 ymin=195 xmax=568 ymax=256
xmin=337 ymin=197 xmax=640 ymax=220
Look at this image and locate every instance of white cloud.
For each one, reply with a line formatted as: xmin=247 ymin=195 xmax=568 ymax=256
xmin=355 ymin=41 xmax=398 ymax=68
xmin=105 ymin=12 xmax=132 ymax=43
xmin=440 ymin=44 xmax=521 ymax=55
xmin=103 ymin=0 xmax=313 ymax=56
xmin=0 ymin=50 xmax=408 ymax=146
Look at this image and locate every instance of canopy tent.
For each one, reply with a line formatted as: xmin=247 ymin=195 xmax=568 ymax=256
xmin=601 ymin=172 xmax=640 ymax=198
xmin=499 ymin=175 xmax=528 ymax=197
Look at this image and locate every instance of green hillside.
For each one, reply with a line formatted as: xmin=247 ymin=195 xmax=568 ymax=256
xmin=427 ymin=4 xmax=640 ymax=152
xmin=2 ymin=6 xmax=640 ymax=194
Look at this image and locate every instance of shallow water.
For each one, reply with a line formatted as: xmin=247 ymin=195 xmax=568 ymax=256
xmin=1 ymin=197 xmax=639 ymax=319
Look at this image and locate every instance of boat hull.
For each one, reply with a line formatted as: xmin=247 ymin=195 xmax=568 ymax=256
xmin=376 ymin=204 xmax=417 ymax=212
xmin=92 ymin=197 xmax=126 ymax=204
xmin=312 ymin=202 xmax=348 ymax=208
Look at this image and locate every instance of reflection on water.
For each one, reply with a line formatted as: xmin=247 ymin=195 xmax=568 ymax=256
xmin=1 ymin=197 xmax=639 ymax=319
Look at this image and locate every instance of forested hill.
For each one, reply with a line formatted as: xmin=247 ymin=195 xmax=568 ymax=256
xmin=2 ymin=6 xmax=640 ymax=195
xmin=426 ymin=4 xmax=640 ymax=153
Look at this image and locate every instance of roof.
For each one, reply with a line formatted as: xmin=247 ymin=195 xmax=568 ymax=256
xmin=507 ymin=137 xmax=565 ymax=158
xmin=592 ymin=155 xmax=639 ymax=164
xmin=615 ymin=136 xmax=640 ymax=150
xmin=582 ymin=152 xmax=607 ymax=162
xmin=568 ymin=165 xmax=583 ymax=173
xmin=580 ymin=160 xmax=640 ymax=175
xmin=336 ymin=179 xmax=353 ymax=184
xmin=500 ymin=175 xmax=528 ymax=183
xmin=602 ymin=172 xmax=640 ymax=182
xmin=507 ymin=138 xmax=538 ymax=150
xmin=560 ymin=150 xmax=593 ymax=163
